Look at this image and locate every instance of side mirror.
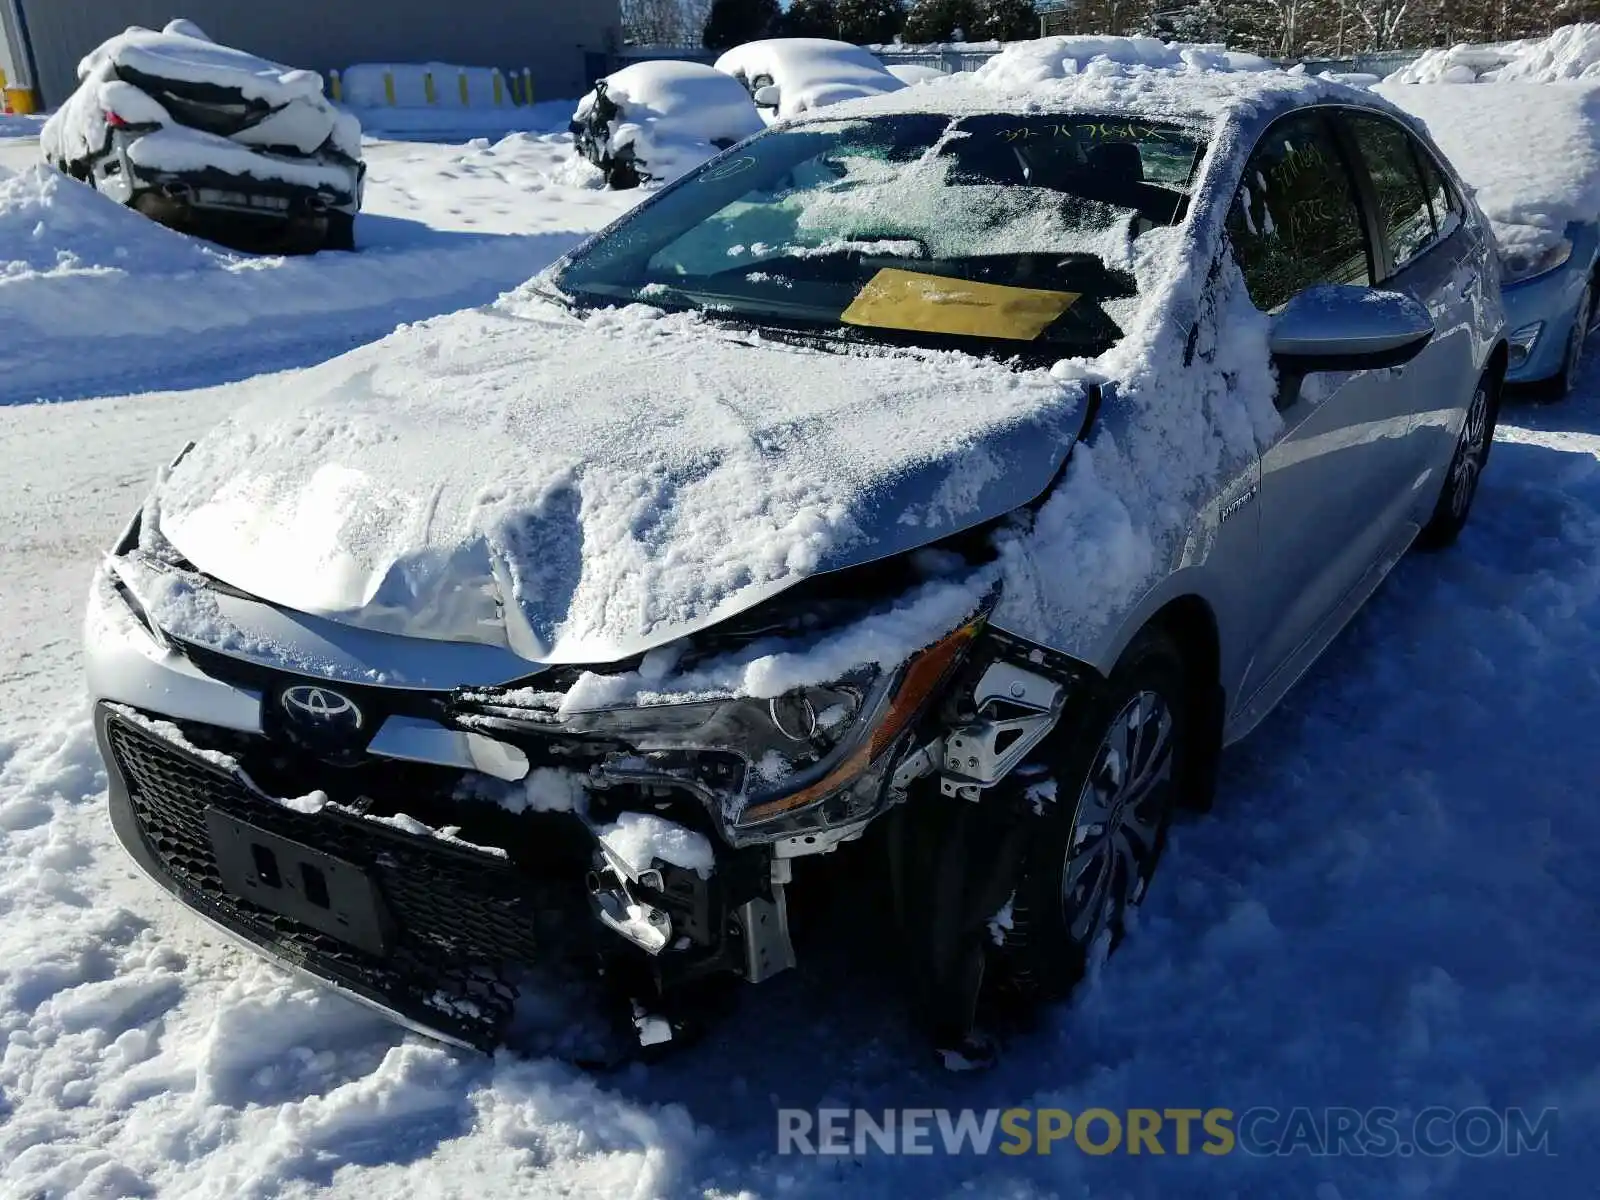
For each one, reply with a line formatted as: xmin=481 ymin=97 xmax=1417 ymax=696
xmin=1269 ymin=284 xmax=1434 ymax=373
xmin=752 ymin=84 xmax=781 ymax=110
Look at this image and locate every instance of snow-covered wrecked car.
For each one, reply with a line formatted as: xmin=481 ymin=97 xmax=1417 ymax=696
xmin=87 ymin=38 xmax=1507 ymax=1065
xmin=570 ymin=60 xmax=765 ymax=189
xmin=42 ymin=20 xmax=363 ymax=251
xmin=715 ymin=37 xmax=905 ymax=122
xmin=1382 ymin=31 xmax=1600 ymax=396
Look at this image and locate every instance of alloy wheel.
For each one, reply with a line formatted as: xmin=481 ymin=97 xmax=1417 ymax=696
xmin=1061 ymin=690 xmax=1175 ymax=946
xmin=1449 ymin=383 xmax=1491 ymax=520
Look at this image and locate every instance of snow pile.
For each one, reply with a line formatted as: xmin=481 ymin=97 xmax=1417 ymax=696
xmin=884 ymin=63 xmax=949 ymax=86
xmin=714 ymin=38 xmax=905 ymax=120
xmin=42 ymin=19 xmax=357 ymax=169
xmin=1376 ymin=81 xmax=1600 ymax=260
xmin=1388 ymin=23 xmax=1600 ymax=84
xmin=0 ymin=135 xmax=642 ymax=403
xmin=572 ymin=61 xmax=763 ymax=182
xmin=596 ymin=812 xmax=715 ymax=878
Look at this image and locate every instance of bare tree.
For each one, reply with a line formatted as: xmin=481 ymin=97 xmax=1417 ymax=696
xmin=621 ymin=0 xmax=713 ymax=46
xmin=1352 ymin=0 xmax=1409 ymax=49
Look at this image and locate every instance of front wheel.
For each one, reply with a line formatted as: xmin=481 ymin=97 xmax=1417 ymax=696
xmin=991 ymin=627 xmax=1190 ymax=1002
xmin=1533 ymin=285 xmax=1592 ymax=402
xmin=1416 ymin=372 xmax=1498 ymax=551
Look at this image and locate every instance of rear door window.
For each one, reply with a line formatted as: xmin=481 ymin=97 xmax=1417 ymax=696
xmin=1227 ymin=110 xmax=1373 ymax=313
xmin=1344 ymin=112 xmax=1439 ymax=273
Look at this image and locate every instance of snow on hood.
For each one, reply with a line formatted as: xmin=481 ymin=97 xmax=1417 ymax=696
xmin=572 ymin=61 xmax=764 ymax=183
xmin=153 ymin=292 xmax=1085 ymax=665
xmin=1375 ymin=79 xmax=1600 ymax=260
xmin=714 ymin=39 xmax=904 ymax=120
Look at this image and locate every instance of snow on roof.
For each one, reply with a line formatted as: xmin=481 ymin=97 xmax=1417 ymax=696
xmin=578 ymin=60 xmax=763 ymax=142
xmin=1388 ymin=23 xmax=1600 ymax=84
xmin=714 ymin=38 xmax=904 ymax=119
xmin=77 ymin=19 xmax=326 ymax=107
xmin=810 ymin=36 xmax=1368 ymax=132
xmin=1375 ymin=80 xmax=1600 ymax=257
xmin=574 ymin=60 xmax=764 ymax=183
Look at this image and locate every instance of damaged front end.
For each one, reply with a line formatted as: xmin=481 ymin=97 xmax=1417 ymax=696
xmin=92 ymin=519 xmax=1096 ymax=1059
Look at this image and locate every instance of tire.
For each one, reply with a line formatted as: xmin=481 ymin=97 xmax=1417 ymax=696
xmin=1416 ymin=370 xmax=1498 ymax=551
xmin=991 ymin=627 xmax=1190 ymax=1002
xmin=604 ymin=156 xmax=641 ymax=190
xmin=322 ymin=212 xmax=356 ymax=252
xmin=1531 ymin=285 xmax=1592 ymax=402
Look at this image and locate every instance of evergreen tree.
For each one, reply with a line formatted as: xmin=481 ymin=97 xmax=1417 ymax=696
xmin=903 ymin=0 xmax=976 ymax=41
xmin=970 ymin=0 xmax=1039 ymax=40
xmin=836 ymin=0 xmax=908 ymax=42
xmin=782 ymin=0 xmax=840 ymax=36
xmin=702 ymin=0 xmax=781 ymax=49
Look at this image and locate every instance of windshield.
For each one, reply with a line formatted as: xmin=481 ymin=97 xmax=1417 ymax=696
xmin=554 ymin=112 xmax=1206 ymax=357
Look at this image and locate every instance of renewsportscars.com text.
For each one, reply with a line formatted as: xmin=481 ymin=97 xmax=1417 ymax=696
xmin=777 ymin=1106 xmax=1557 ymax=1158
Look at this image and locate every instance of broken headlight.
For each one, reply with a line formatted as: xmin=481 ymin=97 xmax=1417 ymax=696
xmin=458 ymin=614 xmax=985 ymax=841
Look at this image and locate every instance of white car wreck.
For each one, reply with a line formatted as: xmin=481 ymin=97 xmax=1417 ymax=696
xmin=714 ymin=37 xmax=906 ymax=121
xmin=86 ymin=38 xmax=1505 ymax=1067
xmin=569 ymin=60 xmax=766 ymax=189
xmin=41 ymin=19 xmax=363 ymax=251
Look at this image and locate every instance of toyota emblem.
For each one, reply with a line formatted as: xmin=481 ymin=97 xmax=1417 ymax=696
xmin=280 ymin=684 xmax=364 ymax=731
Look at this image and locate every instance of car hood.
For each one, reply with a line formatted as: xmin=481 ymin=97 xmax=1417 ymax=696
xmin=154 ymin=294 xmax=1087 ymax=665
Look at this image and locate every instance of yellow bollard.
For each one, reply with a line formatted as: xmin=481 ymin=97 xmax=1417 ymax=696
xmin=492 ymin=69 xmax=504 ymax=107
xmin=328 ymin=68 xmax=342 ymax=102
xmin=382 ymin=70 xmax=395 ymax=105
xmin=522 ymin=68 xmax=533 ymax=105
xmin=459 ymin=70 xmax=469 ymax=106
xmin=423 ymin=71 xmax=436 ymax=105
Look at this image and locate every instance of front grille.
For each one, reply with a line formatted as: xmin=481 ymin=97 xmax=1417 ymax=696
xmin=105 ymin=710 xmax=575 ymax=1047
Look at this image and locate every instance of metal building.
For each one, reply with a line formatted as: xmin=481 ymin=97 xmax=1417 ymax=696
xmin=0 ymin=0 xmax=620 ymax=108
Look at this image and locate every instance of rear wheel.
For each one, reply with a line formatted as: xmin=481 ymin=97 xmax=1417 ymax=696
xmin=1417 ymin=372 xmax=1498 ymax=551
xmin=991 ymin=628 xmax=1189 ymax=1002
xmin=322 ymin=212 xmax=356 ymax=252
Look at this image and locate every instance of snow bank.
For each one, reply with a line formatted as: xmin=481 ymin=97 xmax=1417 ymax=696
xmin=1389 ymin=23 xmax=1600 ymax=84
xmin=1375 ymin=81 xmax=1600 ymax=259
xmin=573 ymin=60 xmax=763 ymax=183
xmin=885 ymin=63 xmax=950 ymax=86
xmin=714 ymin=38 xmax=904 ymax=119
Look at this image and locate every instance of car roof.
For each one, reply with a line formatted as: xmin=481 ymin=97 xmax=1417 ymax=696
xmin=795 ymin=38 xmax=1407 ymax=140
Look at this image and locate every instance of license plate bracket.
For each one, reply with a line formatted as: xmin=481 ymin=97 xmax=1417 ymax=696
xmin=205 ymin=809 xmax=393 ymax=956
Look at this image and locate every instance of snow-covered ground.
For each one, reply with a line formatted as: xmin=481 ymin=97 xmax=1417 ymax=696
xmin=0 ymin=127 xmax=629 ymax=404
xmin=3 ymin=97 xmax=1599 ymax=1200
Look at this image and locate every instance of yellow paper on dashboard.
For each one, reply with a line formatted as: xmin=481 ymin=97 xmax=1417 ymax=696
xmin=840 ymin=268 xmax=1079 ymax=342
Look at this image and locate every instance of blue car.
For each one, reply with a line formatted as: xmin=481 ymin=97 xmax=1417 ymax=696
xmin=1502 ymin=219 xmax=1600 ymax=397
